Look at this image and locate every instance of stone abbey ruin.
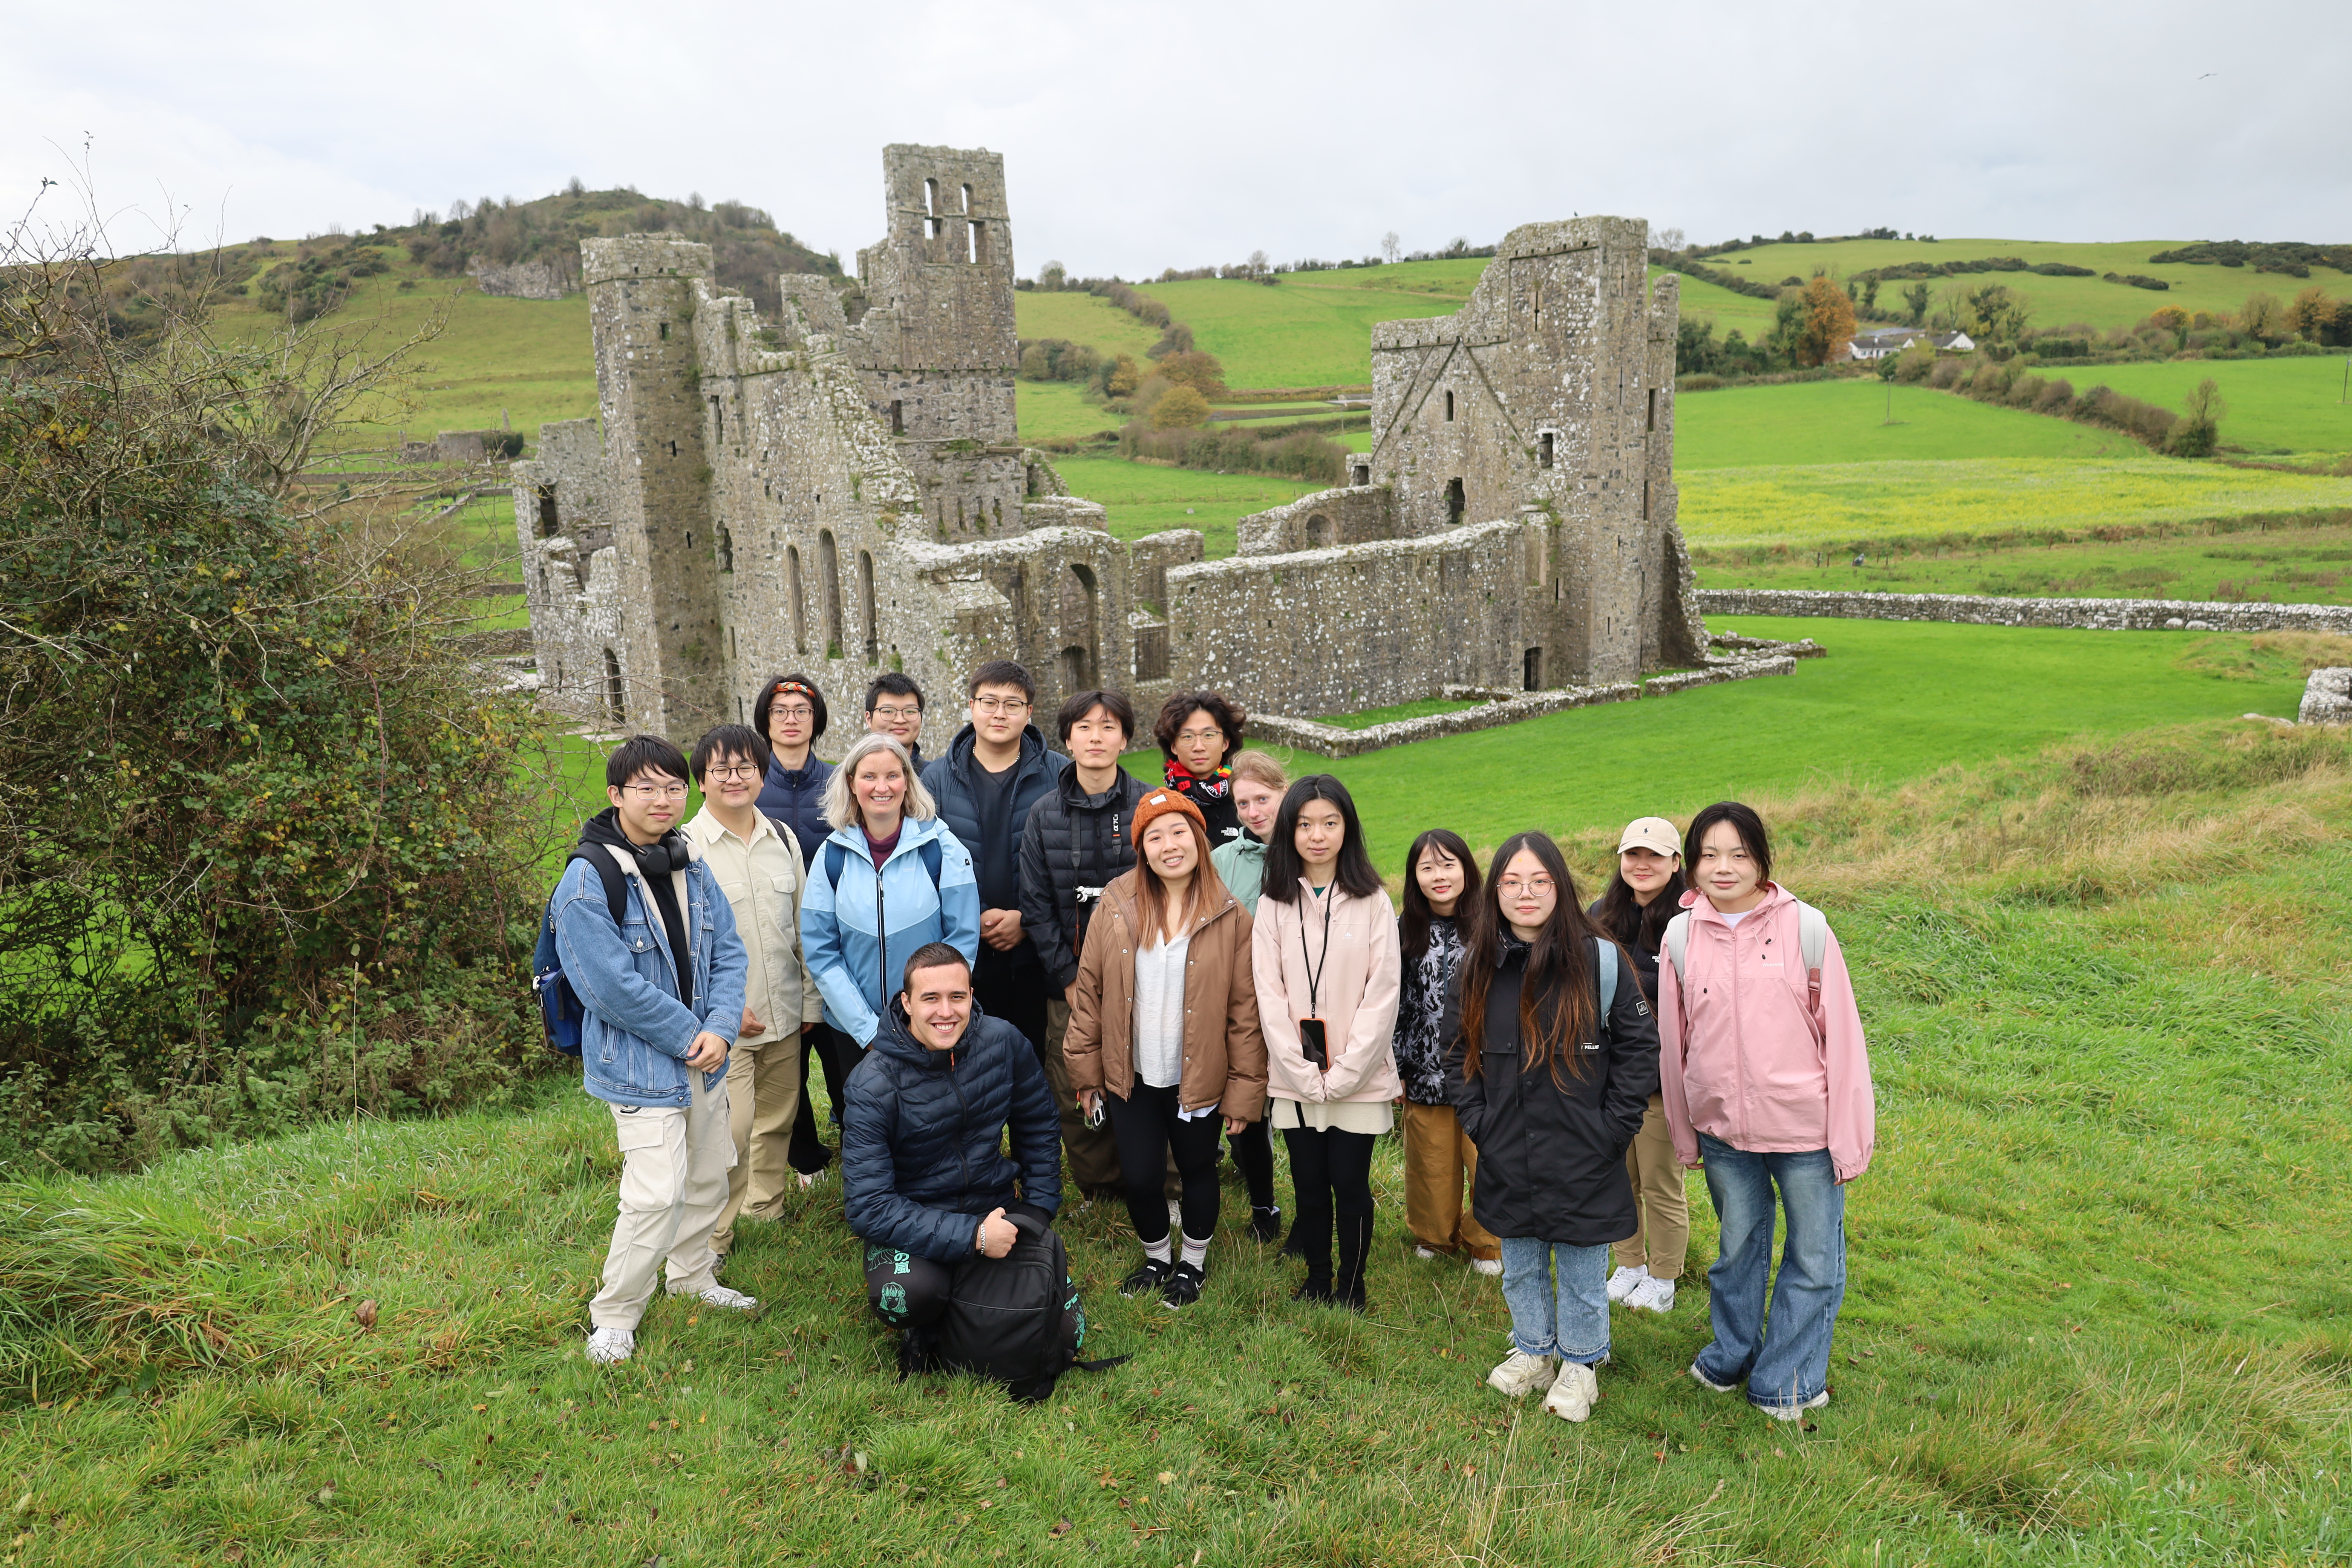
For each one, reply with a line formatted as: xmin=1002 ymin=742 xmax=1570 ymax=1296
xmin=515 ymin=143 xmax=1708 ymax=755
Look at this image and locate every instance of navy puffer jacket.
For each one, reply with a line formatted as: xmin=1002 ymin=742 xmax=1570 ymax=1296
xmin=841 ymin=999 xmax=1063 ymax=1262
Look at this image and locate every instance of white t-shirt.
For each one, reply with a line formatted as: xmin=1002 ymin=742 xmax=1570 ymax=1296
xmin=1132 ymin=931 xmax=1191 ymax=1089
xmin=1720 ymin=907 xmax=1754 ymax=928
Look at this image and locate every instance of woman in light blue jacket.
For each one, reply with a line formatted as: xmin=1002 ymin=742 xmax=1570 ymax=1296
xmin=800 ymin=733 xmax=982 ymax=1049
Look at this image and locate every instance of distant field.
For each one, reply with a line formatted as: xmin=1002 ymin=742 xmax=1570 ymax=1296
xmin=1678 ymin=380 xmax=2143 ymax=468
xmin=2029 ymin=355 xmax=2352 ymax=456
xmin=1679 ymin=458 xmax=2352 ymax=549
xmin=1011 ymin=289 xmax=1163 ymax=358
xmin=1696 ymin=518 xmax=2352 ymax=603
xmin=1014 ymin=381 xmax=1122 ymax=444
xmin=1047 ymin=455 xmax=1317 ymax=557
xmin=1680 ymin=237 xmax=2348 ymax=334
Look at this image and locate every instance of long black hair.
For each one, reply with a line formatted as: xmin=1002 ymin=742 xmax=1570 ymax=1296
xmin=1259 ymin=775 xmax=1383 ymax=904
xmin=1400 ymin=828 xmax=1480 ymax=963
xmin=1590 ymin=851 xmax=1687 ymax=958
xmin=1460 ymin=831 xmax=1603 ymax=1085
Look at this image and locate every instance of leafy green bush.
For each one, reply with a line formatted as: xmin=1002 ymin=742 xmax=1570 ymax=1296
xmin=0 ymin=250 xmax=548 ymax=1173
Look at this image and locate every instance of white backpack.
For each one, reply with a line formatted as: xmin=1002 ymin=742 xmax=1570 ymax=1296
xmin=1662 ymin=899 xmax=1830 ymax=1023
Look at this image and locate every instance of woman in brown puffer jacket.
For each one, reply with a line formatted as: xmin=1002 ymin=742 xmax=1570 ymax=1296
xmin=1066 ymin=787 xmax=1267 ymax=1309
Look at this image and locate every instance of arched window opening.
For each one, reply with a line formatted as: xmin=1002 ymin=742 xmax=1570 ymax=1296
xmin=818 ymin=531 xmax=844 ymax=657
xmin=1446 ymin=478 xmax=1466 ymax=527
xmin=786 ymin=545 xmax=807 ymax=654
xmin=858 ymin=550 xmax=879 ymax=663
xmin=1305 ymin=513 xmax=1334 ymax=548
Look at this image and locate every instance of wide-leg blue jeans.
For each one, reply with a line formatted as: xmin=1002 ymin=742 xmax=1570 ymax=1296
xmin=1693 ymin=1133 xmax=1846 ymax=1412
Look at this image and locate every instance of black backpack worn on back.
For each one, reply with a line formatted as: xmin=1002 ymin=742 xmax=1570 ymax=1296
xmin=918 ymin=1207 xmax=1126 ymax=1404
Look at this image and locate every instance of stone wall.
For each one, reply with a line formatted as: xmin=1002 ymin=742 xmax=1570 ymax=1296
xmin=1698 ymin=587 xmax=2352 ymax=635
xmin=1235 ymin=485 xmax=1396 ymax=556
xmin=1165 ymin=519 xmax=1540 ymax=717
xmin=2300 ymin=668 xmax=2352 ymax=724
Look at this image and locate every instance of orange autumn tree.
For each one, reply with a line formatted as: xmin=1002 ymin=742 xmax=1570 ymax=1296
xmin=1791 ymin=274 xmax=1858 ymax=367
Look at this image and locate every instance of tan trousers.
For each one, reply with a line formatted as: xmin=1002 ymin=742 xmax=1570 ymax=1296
xmin=1043 ymin=997 xmax=1124 ymax=1193
xmin=713 ymin=1031 xmax=805 ymax=1257
xmin=590 ymin=1069 xmax=733 ymax=1330
xmin=1400 ymin=1100 xmax=1499 ymax=1260
xmin=1612 ymin=1094 xmax=1690 ymax=1280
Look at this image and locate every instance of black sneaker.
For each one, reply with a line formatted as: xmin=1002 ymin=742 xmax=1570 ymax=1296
xmin=1249 ymin=1206 xmax=1282 ymax=1245
xmin=1290 ymin=1277 xmax=1334 ymax=1305
xmin=1161 ymin=1262 xmax=1206 ymax=1309
xmin=1277 ymin=1227 xmax=1306 ymax=1260
xmin=1120 ymin=1257 xmax=1173 ymax=1296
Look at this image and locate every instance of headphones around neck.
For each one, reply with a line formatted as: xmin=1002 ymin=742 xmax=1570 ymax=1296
xmin=629 ymin=832 xmax=690 ymax=878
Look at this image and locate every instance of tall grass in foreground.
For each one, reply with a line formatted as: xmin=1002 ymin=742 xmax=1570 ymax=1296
xmin=3 ymin=720 xmax=2350 ymax=1565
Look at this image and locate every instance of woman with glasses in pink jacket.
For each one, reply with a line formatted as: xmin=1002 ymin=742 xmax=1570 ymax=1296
xmin=1657 ymin=801 xmax=1874 ymax=1423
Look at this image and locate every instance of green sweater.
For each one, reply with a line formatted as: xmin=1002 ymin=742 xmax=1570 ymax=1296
xmin=1210 ymin=835 xmax=1267 ymax=914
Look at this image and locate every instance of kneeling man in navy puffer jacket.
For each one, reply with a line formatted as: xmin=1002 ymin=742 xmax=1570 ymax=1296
xmin=842 ymin=942 xmax=1062 ymax=1356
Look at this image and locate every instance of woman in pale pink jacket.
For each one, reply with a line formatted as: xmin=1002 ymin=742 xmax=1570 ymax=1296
xmin=1657 ymin=801 xmax=1873 ymax=1423
xmin=1253 ymin=775 xmax=1401 ymax=1312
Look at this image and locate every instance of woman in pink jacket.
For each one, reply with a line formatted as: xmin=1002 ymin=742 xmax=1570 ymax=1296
xmin=1657 ymin=801 xmax=1874 ymax=1422
xmin=1253 ymin=775 xmax=1401 ymax=1312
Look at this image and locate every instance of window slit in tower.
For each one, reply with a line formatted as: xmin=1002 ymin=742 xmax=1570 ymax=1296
xmin=1647 ymin=387 xmax=1658 ymax=432
xmin=890 ymin=398 xmax=904 ymax=435
xmin=1539 ymin=432 xmax=1554 ymax=469
xmin=1444 ymin=389 xmax=1455 ymax=422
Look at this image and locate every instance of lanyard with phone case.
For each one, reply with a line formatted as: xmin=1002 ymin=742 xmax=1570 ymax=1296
xmin=1297 ymin=889 xmax=1335 ymax=1069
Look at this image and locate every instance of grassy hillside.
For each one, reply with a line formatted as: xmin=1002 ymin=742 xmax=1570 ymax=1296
xmin=8 ymin=709 xmax=2349 ymax=1565
xmin=2006 ymin=355 xmax=2352 ymax=458
xmin=1686 ymin=237 xmax=2349 ymax=334
xmin=1048 ymin=456 xmax=1320 ymax=558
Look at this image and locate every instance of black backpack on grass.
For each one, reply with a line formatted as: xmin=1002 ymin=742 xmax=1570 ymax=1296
xmin=913 ymin=1206 xmax=1126 ymax=1404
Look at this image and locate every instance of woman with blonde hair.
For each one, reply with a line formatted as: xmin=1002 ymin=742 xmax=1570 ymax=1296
xmin=800 ymin=733 xmax=982 ymax=1053
xmin=1067 ymin=788 xmax=1266 ymax=1308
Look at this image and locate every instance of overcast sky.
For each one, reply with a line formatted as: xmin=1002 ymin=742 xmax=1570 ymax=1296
xmin=7 ymin=0 xmax=2344 ymax=277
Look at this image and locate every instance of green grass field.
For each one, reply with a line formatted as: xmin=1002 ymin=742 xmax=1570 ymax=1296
xmin=1683 ymin=237 xmax=2349 ymax=334
xmin=1047 ymin=456 xmax=1318 ymax=558
xmin=1697 ymin=520 xmax=2352 ymax=604
xmin=1679 ymin=459 xmax=2352 ymax=551
xmin=1677 ymin=381 xmax=2145 ymax=469
xmin=9 ymin=695 xmax=2349 ymax=1565
xmin=2018 ymin=356 xmax=2352 ymax=457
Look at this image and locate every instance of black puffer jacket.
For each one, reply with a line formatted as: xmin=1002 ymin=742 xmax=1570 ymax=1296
xmin=841 ymin=1000 xmax=1062 ymax=1262
xmin=1017 ymin=766 xmax=1148 ymax=992
xmin=1441 ymin=936 xmax=1660 ymax=1245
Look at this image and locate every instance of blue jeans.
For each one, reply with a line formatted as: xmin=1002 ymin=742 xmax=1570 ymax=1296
xmin=1496 ymin=1236 xmax=1611 ymax=1365
xmin=1694 ymin=1133 xmax=1846 ymax=1412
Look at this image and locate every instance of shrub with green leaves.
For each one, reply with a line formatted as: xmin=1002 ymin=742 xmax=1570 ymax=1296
xmin=0 ymin=254 xmax=548 ymax=1173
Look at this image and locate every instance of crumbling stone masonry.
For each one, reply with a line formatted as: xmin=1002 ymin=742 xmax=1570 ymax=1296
xmin=515 ymin=145 xmax=1706 ymax=754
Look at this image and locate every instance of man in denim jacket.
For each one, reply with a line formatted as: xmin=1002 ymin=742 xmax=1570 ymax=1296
xmin=555 ymin=735 xmax=753 ymax=1366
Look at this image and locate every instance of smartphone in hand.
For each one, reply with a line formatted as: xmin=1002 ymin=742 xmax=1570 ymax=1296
xmin=1298 ymin=1017 xmax=1328 ymax=1070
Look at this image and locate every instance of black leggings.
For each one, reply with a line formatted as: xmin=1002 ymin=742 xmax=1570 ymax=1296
xmin=790 ymin=1023 xmax=862 ymax=1174
xmin=864 ymin=1242 xmax=954 ymax=1329
xmin=1227 ymin=1117 xmax=1276 ymax=1211
xmin=1106 ymin=1082 xmax=1223 ymax=1245
xmin=1282 ymin=1124 xmax=1377 ymax=1285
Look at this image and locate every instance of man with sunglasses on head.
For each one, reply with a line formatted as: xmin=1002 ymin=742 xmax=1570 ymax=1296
xmin=556 ymin=735 xmax=754 ymax=1367
xmin=684 ymin=724 xmax=823 ymax=1268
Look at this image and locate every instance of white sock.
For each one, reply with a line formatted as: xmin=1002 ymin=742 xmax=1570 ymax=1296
xmin=1179 ymin=1232 xmax=1210 ymax=1271
xmin=1143 ymin=1234 xmax=1173 ymax=1265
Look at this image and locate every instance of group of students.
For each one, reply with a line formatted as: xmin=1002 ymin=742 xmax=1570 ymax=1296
xmin=547 ymin=658 xmax=1873 ymax=1424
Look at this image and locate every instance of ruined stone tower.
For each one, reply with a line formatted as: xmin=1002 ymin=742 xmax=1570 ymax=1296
xmin=578 ymin=236 xmax=727 ymax=735
xmin=513 ymin=146 xmax=1702 ymax=751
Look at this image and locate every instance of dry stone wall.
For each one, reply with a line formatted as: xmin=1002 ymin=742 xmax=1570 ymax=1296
xmin=1698 ymin=587 xmax=2352 ymax=635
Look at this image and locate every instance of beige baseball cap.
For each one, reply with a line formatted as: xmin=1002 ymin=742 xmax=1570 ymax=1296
xmin=1617 ymin=817 xmax=1683 ymax=858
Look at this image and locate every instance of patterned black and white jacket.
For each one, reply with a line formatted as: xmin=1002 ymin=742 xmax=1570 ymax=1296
xmin=1392 ymin=914 xmax=1467 ymax=1106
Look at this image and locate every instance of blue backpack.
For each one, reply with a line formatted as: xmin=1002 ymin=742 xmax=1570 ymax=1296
xmin=531 ymin=847 xmax=630 ymax=1058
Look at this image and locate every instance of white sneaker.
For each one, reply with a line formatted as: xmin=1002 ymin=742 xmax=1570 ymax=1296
xmin=1543 ymin=1361 xmax=1599 ymax=1423
xmin=584 ymin=1326 xmax=635 ymax=1365
xmin=1484 ymin=1351 xmax=1559 ymax=1399
xmin=1470 ymin=1257 xmax=1504 ymax=1277
xmin=1758 ymin=1390 xmax=1830 ymax=1422
xmin=1689 ymin=1363 xmax=1739 ymax=1394
xmin=674 ymin=1283 xmax=759 ymax=1312
xmin=1606 ymin=1264 xmax=1649 ymax=1303
xmin=1413 ymin=1245 xmax=1444 ymax=1260
xmin=795 ymin=1170 xmax=826 ymax=1189
xmin=1626 ymin=1276 xmax=1677 ymax=1314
